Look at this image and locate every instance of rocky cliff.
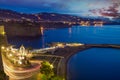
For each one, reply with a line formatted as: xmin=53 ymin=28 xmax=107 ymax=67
xmin=3 ymin=22 xmax=42 ymax=37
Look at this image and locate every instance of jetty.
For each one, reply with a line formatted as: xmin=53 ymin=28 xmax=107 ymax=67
xmin=48 ymin=43 xmax=120 ymax=62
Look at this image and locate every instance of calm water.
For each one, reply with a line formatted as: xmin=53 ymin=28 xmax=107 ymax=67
xmin=8 ymin=25 xmax=120 ymax=80
xmin=68 ymin=48 xmax=120 ymax=80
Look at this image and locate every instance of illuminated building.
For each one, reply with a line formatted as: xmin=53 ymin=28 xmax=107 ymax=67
xmin=80 ymin=21 xmax=90 ymax=26
xmin=93 ymin=21 xmax=103 ymax=27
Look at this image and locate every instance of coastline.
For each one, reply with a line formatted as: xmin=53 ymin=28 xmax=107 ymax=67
xmin=31 ymin=42 xmax=120 ymax=80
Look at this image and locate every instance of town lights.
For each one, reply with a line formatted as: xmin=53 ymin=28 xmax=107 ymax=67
xmin=1 ymin=46 xmax=5 ymax=50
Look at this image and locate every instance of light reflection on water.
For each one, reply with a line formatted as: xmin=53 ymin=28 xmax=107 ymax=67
xmin=8 ymin=25 xmax=120 ymax=48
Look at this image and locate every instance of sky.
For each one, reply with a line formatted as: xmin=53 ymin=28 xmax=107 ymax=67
xmin=0 ymin=0 xmax=120 ymax=18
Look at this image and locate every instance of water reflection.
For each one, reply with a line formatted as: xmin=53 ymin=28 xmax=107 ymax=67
xmin=68 ymin=27 xmax=72 ymax=38
xmin=42 ymin=36 xmax=45 ymax=48
xmin=40 ymin=27 xmax=44 ymax=36
xmin=8 ymin=25 xmax=120 ymax=48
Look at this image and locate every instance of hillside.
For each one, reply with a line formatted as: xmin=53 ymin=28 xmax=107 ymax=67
xmin=0 ymin=8 xmax=103 ymax=23
xmin=0 ymin=8 xmax=120 ymax=25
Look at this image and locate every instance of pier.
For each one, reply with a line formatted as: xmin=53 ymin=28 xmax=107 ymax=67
xmin=53 ymin=44 xmax=120 ymax=62
xmin=34 ymin=43 xmax=120 ymax=62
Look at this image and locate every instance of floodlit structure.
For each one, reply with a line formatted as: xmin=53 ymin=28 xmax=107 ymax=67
xmin=1 ymin=45 xmax=41 ymax=80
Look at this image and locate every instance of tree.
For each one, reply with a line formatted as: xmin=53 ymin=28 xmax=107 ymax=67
xmin=0 ymin=70 xmax=6 ymax=80
xmin=39 ymin=61 xmax=64 ymax=80
xmin=40 ymin=61 xmax=54 ymax=79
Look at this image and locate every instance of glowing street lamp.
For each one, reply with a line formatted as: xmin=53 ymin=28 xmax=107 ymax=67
xmin=18 ymin=61 xmax=22 ymax=65
xmin=50 ymin=64 xmax=54 ymax=69
xmin=9 ymin=54 xmax=13 ymax=57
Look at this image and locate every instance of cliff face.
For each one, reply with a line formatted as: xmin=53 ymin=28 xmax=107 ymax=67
xmin=1 ymin=21 xmax=71 ymax=37
xmin=39 ymin=22 xmax=71 ymax=28
xmin=0 ymin=34 xmax=8 ymax=71
xmin=3 ymin=22 xmax=42 ymax=37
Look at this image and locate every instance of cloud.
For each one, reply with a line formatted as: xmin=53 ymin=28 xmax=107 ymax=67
xmin=89 ymin=2 xmax=120 ymax=18
xmin=1 ymin=0 xmax=119 ymax=15
xmin=0 ymin=0 xmax=69 ymax=13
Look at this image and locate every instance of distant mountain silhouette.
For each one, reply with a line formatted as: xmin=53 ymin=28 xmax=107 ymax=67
xmin=0 ymin=8 xmax=120 ymax=24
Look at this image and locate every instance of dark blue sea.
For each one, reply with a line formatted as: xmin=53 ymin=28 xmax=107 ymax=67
xmin=8 ymin=25 xmax=120 ymax=80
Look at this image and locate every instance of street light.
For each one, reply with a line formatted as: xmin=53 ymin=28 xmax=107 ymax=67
xmin=50 ymin=64 xmax=54 ymax=69
xmin=9 ymin=54 xmax=13 ymax=57
xmin=18 ymin=61 xmax=22 ymax=65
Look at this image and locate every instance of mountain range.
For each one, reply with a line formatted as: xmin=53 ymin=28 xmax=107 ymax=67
xmin=0 ymin=8 xmax=120 ymax=24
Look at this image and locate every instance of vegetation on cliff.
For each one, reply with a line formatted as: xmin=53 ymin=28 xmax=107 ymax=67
xmin=37 ymin=61 xmax=64 ymax=80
